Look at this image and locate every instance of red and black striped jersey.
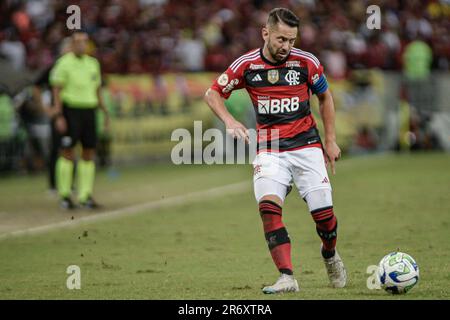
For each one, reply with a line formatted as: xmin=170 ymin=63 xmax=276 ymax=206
xmin=210 ymin=47 xmax=329 ymax=152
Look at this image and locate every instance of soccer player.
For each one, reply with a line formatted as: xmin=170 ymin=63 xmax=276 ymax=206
xmin=204 ymin=8 xmax=347 ymax=293
xmin=49 ymin=30 xmax=109 ymax=209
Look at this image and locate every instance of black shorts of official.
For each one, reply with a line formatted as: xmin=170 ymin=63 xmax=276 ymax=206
xmin=61 ymin=103 xmax=97 ymax=149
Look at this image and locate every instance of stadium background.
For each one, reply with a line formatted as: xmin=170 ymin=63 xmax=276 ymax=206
xmin=0 ymin=0 xmax=449 ymax=299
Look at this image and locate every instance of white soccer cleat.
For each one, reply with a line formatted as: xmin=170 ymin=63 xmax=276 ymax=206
xmin=322 ymin=246 xmax=347 ymax=288
xmin=262 ymin=273 xmax=300 ymax=294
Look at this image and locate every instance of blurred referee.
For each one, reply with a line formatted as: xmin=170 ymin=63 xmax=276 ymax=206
xmin=49 ymin=30 xmax=109 ymax=210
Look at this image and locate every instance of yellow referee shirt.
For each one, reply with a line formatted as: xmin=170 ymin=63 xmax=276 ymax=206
xmin=50 ymin=52 xmax=101 ymax=108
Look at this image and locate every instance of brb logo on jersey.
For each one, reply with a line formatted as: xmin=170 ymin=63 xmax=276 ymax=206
xmin=285 ymin=70 xmax=301 ymax=85
xmin=257 ymin=96 xmax=300 ymax=114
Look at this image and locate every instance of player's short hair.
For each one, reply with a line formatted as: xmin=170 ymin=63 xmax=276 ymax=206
xmin=267 ymin=8 xmax=300 ymax=29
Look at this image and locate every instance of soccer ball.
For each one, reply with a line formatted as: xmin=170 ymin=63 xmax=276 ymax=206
xmin=377 ymin=252 xmax=419 ymax=294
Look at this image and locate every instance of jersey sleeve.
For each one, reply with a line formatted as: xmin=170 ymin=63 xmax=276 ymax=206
xmin=210 ymin=65 xmax=245 ymax=99
xmin=49 ymin=57 xmax=68 ymax=87
xmin=307 ymin=58 xmax=329 ymax=95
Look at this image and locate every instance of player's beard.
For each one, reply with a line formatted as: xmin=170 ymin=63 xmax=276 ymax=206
xmin=267 ymin=40 xmax=289 ymax=62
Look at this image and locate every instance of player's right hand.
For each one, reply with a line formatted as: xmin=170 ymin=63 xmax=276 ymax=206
xmin=225 ymin=119 xmax=250 ymax=144
xmin=55 ymin=115 xmax=67 ymax=134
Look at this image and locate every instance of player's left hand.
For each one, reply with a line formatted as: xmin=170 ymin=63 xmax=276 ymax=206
xmin=324 ymin=140 xmax=341 ymax=175
xmin=225 ymin=118 xmax=250 ymax=144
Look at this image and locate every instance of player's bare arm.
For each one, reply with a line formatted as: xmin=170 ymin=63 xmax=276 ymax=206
xmin=317 ymin=88 xmax=341 ymax=175
xmin=51 ymin=86 xmax=62 ymax=115
xmin=52 ymin=86 xmax=67 ymax=134
xmin=97 ymin=87 xmax=110 ymax=132
xmin=204 ymin=88 xmax=249 ymax=143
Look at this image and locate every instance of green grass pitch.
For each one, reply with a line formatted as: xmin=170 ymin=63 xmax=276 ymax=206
xmin=0 ymin=152 xmax=449 ymax=299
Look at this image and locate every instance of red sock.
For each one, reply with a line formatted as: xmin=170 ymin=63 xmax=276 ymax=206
xmin=259 ymin=200 xmax=293 ymax=274
xmin=311 ymin=206 xmax=338 ymax=252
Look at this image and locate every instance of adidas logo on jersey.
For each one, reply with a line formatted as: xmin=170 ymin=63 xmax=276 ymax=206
xmin=251 ymin=74 xmax=262 ymax=82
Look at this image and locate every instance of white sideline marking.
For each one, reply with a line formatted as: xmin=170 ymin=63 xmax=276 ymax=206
xmin=0 ymin=181 xmax=249 ymax=240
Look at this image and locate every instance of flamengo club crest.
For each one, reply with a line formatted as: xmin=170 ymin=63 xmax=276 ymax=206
xmin=285 ymin=70 xmax=300 ymax=85
xmin=267 ymin=69 xmax=279 ymax=84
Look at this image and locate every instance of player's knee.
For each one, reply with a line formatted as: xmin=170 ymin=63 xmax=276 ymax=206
xmin=304 ymin=189 xmax=333 ymax=212
xmin=254 ymin=177 xmax=287 ymax=203
xmin=258 ymin=200 xmax=290 ymax=251
xmin=258 ymin=199 xmax=285 ymax=233
xmin=306 ymin=189 xmax=338 ymax=240
xmin=81 ymin=148 xmax=96 ymax=161
xmin=259 ymin=195 xmax=283 ymax=207
xmin=60 ymin=148 xmax=74 ymax=161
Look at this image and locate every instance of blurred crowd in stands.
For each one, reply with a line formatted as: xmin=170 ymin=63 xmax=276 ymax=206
xmin=1 ymin=0 xmax=450 ymax=77
xmin=0 ymin=0 xmax=449 ymax=174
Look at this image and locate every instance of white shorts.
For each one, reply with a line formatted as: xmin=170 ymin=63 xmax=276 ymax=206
xmin=253 ymin=147 xmax=332 ymax=202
